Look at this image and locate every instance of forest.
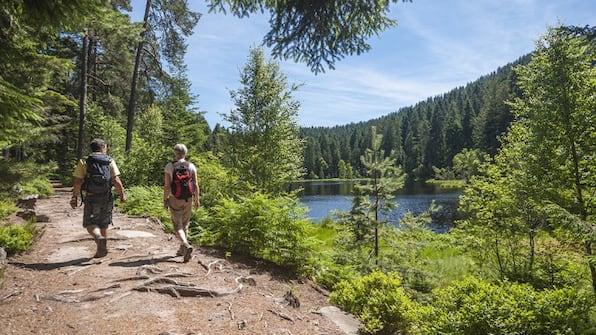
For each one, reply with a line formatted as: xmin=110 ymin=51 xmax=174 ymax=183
xmin=300 ymin=54 xmax=528 ymax=181
xmin=1 ymin=1 xmax=595 ymax=334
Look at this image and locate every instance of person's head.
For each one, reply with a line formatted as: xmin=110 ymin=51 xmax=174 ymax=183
xmin=90 ymin=138 xmax=107 ymax=153
xmin=173 ymin=143 xmax=187 ymax=160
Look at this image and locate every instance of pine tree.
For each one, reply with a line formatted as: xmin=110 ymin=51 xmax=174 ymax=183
xmin=224 ymin=47 xmax=304 ymax=194
xmin=350 ymin=126 xmax=405 ymax=261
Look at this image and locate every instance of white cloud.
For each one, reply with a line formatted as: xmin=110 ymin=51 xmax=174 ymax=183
xmin=168 ymin=0 xmax=596 ymax=128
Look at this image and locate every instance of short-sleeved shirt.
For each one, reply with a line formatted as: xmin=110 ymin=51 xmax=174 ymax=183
xmin=164 ymin=159 xmax=197 ymax=179
xmin=73 ymin=155 xmax=120 ymax=180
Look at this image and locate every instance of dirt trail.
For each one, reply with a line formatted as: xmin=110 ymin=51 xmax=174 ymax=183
xmin=0 ymin=185 xmax=360 ymax=335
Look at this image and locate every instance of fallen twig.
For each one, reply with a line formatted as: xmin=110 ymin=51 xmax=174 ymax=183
xmin=227 ymin=301 xmax=235 ymax=320
xmin=267 ymin=309 xmax=295 ymax=322
xmin=0 ymin=290 xmax=21 ymax=302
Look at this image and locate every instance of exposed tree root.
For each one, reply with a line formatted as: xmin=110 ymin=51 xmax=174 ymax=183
xmin=40 ymin=284 xmax=122 ymax=303
xmin=204 ymin=259 xmax=226 ymax=277
xmin=133 ymin=275 xmax=250 ymax=298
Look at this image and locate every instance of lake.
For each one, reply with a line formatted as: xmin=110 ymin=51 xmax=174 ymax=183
xmin=293 ymin=180 xmax=462 ymax=232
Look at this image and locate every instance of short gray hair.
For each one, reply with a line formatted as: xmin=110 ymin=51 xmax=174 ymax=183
xmin=173 ymin=143 xmax=188 ymax=157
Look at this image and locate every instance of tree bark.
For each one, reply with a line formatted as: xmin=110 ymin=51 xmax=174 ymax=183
xmin=126 ymin=0 xmax=151 ymax=152
xmin=77 ymin=31 xmax=89 ymax=159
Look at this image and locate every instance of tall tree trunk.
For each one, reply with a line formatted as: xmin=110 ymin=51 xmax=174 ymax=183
xmin=89 ymin=37 xmax=97 ymax=102
xmin=126 ymin=0 xmax=151 ymax=152
xmin=77 ymin=31 xmax=89 ymax=159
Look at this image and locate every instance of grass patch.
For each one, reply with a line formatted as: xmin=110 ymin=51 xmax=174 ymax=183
xmin=310 ymin=217 xmax=339 ymax=251
xmin=0 ymin=200 xmax=17 ymax=221
xmin=0 ymin=222 xmax=36 ymax=255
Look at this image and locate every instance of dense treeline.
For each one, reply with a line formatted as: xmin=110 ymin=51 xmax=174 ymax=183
xmin=300 ymin=55 xmax=529 ymax=181
xmin=0 ymin=0 xmax=214 ymax=195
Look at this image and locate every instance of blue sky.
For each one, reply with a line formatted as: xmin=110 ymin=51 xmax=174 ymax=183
xmin=130 ymin=0 xmax=594 ymax=128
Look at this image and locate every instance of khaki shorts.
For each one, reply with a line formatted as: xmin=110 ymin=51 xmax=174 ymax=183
xmin=168 ymin=197 xmax=192 ymax=231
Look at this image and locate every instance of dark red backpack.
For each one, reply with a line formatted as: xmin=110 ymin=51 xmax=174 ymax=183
xmin=171 ymin=161 xmax=195 ymax=200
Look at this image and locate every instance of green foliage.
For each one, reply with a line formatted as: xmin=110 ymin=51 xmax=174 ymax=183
xmin=426 ymin=179 xmax=466 ymax=189
xmin=303 ymin=220 xmax=359 ymax=290
xmin=330 ymin=271 xmax=420 ymax=335
xmin=120 ymin=134 xmax=169 ymax=187
xmin=343 ymin=126 xmax=405 ymax=260
xmin=458 ymin=25 xmax=596 ymax=292
xmin=118 ymin=186 xmax=172 ymax=233
xmin=384 ymin=214 xmax=475 ymax=293
xmin=452 ymin=148 xmax=488 ymax=182
xmin=425 ymin=276 xmax=595 ymax=335
xmin=0 ymin=222 xmax=36 ymax=255
xmin=210 ymin=192 xmax=311 ymax=268
xmin=208 ymin=0 xmax=410 ymax=73
xmin=225 ymin=47 xmax=305 ymax=195
xmin=300 ymin=55 xmax=528 ymax=181
xmin=0 ymin=201 xmax=17 ymax=221
xmin=0 ymin=77 xmax=44 ymax=148
xmin=190 ymin=152 xmax=239 ymax=208
xmin=0 ymin=159 xmax=56 ymax=200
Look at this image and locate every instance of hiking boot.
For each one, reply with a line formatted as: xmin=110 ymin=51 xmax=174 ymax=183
xmin=176 ymin=244 xmax=185 ymax=257
xmin=95 ymin=237 xmax=108 ymax=258
xmin=183 ymin=243 xmax=193 ymax=263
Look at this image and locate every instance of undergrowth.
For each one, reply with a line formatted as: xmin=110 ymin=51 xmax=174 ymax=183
xmin=0 ymin=222 xmax=36 ymax=256
xmin=118 ymin=186 xmax=173 ymax=232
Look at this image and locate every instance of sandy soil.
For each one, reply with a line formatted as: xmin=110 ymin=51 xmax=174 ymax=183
xmin=0 ymin=185 xmax=360 ymax=335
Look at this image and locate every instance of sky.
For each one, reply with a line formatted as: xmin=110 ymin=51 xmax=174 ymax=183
xmin=130 ymin=0 xmax=595 ymax=128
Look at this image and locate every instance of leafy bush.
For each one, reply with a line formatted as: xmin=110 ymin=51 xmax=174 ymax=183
xmin=0 ymin=200 xmax=17 ymax=221
xmin=308 ymin=255 xmax=357 ymax=291
xmin=210 ymin=192 xmax=311 ymax=268
xmin=0 ymin=159 xmax=56 ymax=200
xmin=118 ymin=186 xmax=172 ymax=232
xmin=424 ymin=276 xmax=595 ymax=335
xmin=0 ymin=223 xmax=36 ymax=255
xmin=330 ymin=271 xmax=420 ymax=335
xmin=20 ymin=178 xmax=54 ymax=198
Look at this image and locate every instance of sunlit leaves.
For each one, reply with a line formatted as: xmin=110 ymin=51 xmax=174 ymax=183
xmin=225 ymin=47 xmax=304 ymax=194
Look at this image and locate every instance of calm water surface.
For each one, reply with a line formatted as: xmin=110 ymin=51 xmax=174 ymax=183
xmin=293 ymin=181 xmax=462 ymax=232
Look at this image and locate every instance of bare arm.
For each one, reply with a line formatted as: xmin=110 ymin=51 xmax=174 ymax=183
xmin=193 ymin=171 xmax=200 ymax=209
xmin=163 ymin=172 xmax=172 ymax=209
xmin=112 ymin=175 xmax=126 ymax=203
xmin=70 ymin=178 xmax=83 ymax=208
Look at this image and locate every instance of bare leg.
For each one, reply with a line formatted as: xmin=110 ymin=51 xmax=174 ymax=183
xmin=86 ymin=225 xmax=107 ymax=257
xmin=86 ymin=225 xmax=101 ymax=239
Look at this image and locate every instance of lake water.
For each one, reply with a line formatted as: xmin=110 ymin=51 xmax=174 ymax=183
xmin=293 ymin=181 xmax=462 ymax=232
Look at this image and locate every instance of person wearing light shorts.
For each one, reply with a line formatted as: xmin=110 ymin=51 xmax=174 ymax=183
xmin=163 ymin=143 xmax=200 ymax=262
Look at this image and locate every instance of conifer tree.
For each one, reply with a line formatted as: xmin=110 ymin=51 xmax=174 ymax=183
xmin=350 ymin=126 xmax=405 ymax=260
xmin=224 ymin=47 xmax=304 ymax=194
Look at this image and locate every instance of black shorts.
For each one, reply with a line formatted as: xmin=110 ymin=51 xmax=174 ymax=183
xmin=83 ymin=193 xmax=113 ymax=229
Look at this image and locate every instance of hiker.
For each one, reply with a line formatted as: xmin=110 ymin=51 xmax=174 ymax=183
xmin=163 ymin=143 xmax=200 ymax=263
xmin=70 ymin=138 xmax=126 ymax=258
